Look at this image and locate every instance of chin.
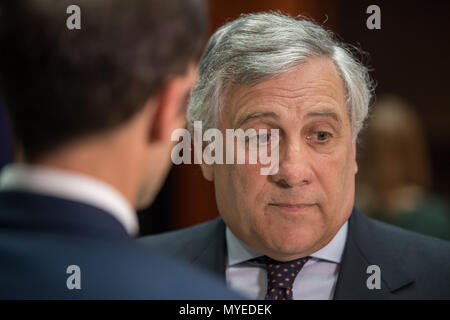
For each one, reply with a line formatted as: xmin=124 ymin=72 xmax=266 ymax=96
xmin=266 ymin=227 xmax=319 ymax=259
xmin=135 ymin=187 xmax=156 ymax=210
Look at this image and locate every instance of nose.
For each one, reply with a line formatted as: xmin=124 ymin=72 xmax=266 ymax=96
xmin=268 ymin=140 xmax=314 ymax=188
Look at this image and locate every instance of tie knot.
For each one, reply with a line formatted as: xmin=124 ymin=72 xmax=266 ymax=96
xmin=252 ymin=256 xmax=310 ymax=289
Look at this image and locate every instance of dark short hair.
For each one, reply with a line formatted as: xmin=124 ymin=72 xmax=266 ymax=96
xmin=0 ymin=0 xmax=206 ymax=160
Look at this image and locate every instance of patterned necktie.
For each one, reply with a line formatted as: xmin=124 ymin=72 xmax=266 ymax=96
xmin=252 ymin=256 xmax=311 ymax=300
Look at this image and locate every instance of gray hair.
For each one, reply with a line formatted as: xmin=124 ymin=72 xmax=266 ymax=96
xmin=187 ymin=12 xmax=375 ymax=140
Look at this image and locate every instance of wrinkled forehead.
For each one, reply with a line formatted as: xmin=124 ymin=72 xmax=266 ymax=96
xmin=220 ymin=57 xmax=349 ymax=127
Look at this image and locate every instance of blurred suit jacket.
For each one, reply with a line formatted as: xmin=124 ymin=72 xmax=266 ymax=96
xmin=0 ymin=190 xmax=239 ymax=299
xmin=140 ymin=208 xmax=450 ymax=299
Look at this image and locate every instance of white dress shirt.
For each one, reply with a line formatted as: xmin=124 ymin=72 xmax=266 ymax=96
xmin=225 ymin=221 xmax=348 ymax=299
xmin=0 ymin=164 xmax=139 ymax=236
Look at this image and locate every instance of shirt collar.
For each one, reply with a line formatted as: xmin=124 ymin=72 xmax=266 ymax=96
xmin=226 ymin=220 xmax=348 ymax=266
xmin=0 ymin=164 xmax=139 ymax=236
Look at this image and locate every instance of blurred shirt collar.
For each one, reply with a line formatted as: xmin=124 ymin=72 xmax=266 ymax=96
xmin=226 ymin=220 xmax=348 ymax=266
xmin=0 ymin=163 xmax=139 ymax=236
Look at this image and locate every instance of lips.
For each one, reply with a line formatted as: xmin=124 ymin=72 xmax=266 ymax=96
xmin=268 ymin=203 xmax=315 ymax=208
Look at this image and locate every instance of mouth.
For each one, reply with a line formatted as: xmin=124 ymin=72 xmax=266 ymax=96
xmin=267 ymin=202 xmax=316 ymax=214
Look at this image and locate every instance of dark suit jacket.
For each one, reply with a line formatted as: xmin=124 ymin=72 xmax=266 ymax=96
xmin=0 ymin=190 xmax=239 ymax=299
xmin=140 ymin=208 xmax=450 ymax=299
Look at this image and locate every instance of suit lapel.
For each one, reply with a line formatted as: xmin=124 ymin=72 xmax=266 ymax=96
xmin=334 ymin=209 xmax=414 ymax=299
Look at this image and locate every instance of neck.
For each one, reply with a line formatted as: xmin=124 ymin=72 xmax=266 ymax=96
xmin=31 ymin=126 xmax=146 ymax=209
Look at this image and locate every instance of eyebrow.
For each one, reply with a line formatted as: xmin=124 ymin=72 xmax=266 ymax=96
xmin=236 ymin=112 xmax=280 ymax=127
xmin=305 ymin=111 xmax=342 ymax=124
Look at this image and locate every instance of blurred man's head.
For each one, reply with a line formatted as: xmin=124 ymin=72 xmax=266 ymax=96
xmin=188 ymin=12 xmax=373 ymax=261
xmin=356 ymin=95 xmax=431 ymax=211
xmin=0 ymin=0 xmax=206 ymax=208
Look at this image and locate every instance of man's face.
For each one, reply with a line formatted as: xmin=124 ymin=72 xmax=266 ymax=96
xmin=206 ymin=57 xmax=357 ymax=261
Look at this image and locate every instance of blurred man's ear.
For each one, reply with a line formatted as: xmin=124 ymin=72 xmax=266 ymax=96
xmin=200 ymin=163 xmax=214 ymax=181
xmin=149 ymin=63 xmax=198 ymax=143
xmin=353 ymin=141 xmax=358 ymax=174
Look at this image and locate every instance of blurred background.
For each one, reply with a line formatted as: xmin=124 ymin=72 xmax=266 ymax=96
xmin=1 ymin=0 xmax=449 ymax=239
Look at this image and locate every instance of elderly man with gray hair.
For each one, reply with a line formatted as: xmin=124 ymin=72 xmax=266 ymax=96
xmin=141 ymin=12 xmax=450 ymax=299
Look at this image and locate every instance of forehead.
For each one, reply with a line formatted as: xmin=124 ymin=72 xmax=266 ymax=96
xmin=224 ymin=57 xmax=348 ymax=125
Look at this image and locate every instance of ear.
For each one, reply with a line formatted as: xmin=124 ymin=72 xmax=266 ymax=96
xmin=200 ymin=163 xmax=214 ymax=181
xmin=149 ymin=63 xmax=198 ymax=143
xmin=352 ymin=141 xmax=358 ymax=174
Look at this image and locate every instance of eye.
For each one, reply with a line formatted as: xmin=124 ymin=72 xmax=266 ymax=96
xmin=309 ymin=131 xmax=333 ymax=143
xmin=247 ymin=131 xmax=271 ymax=144
xmin=258 ymin=133 xmax=270 ymax=144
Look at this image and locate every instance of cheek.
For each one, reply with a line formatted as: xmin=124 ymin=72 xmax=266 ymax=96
xmin=231 ymin=164 xmax=268 ymax=215
xmin=214 ymin=163 xmax=268 ymax=231
xmin=313 ymin=145 xmax=356 ymax=214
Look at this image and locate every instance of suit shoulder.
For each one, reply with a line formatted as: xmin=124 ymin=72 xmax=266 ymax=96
xmin=138 ymin=217 xmax=224 ymax=255
xmin=364 ymin=213 xmax=450 ymax=250
xmin=355 ymin=212 xmax=450 ymax=270
xmin=0 ymin=231 xmax=238 ymax=299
